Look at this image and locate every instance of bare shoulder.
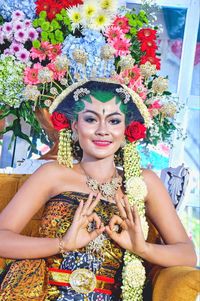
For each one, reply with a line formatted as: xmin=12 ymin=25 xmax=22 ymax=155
xmin=141 ymin=169 xmax=163 ymax=192
xmin=21 ymin=161 xmax=75 ymax=198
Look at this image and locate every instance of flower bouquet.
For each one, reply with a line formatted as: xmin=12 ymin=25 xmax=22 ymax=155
xmin=0 ymin=0 xmax=179 ymax=152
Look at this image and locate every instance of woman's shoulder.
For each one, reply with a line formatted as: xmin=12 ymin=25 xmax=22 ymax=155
xmin=141 ymin=168 xmax=164 ymax=195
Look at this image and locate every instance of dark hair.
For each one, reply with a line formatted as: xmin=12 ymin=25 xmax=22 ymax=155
xmin=55 ymin=81 xmax=144 ymax=125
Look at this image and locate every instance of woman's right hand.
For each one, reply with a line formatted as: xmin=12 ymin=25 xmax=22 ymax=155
xmin=62 ymin=193 xmax=104 ymax=252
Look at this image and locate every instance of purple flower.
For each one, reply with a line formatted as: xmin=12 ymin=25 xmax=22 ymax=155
xmin=11 ymin=10 xmax=25 ymax=21
xmin=13 ymin=21 xmax=23 ymax=32
xmin=27 ymin=28 xmax=38 ymax=41
xmin=0 ymin=27 xmax=4 ymax=44
xmin=2 ymin=22 xmax=13 ymax=41
xmin=9 ymin=41 xmax=23 ymax=53
xmin=24 ymin=19 xmax=32 ymax=27
xmin=4 ymin=49 xmax=12 ymax=56
xmin=15 ymin=48 xmax=30 ymax=62
xmin=14 ymin=30 xmax=28 ymax=43
xmin=2 ymin=22 xmax=13 ymax=34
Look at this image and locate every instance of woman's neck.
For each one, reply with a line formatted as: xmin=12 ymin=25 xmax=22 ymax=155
xmin=79 ymin=155 xmax=116 ymax=183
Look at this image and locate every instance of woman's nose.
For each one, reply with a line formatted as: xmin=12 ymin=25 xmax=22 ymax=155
xmin=95 ymin=122 xmax=109 ymax=136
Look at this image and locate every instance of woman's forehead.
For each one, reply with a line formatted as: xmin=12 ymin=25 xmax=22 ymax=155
xmin=81 ymin=96 xmax=122 ymax=114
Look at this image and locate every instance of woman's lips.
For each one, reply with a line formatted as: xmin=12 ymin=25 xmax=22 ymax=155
xmin=92 ymin=140 xmax=112 ymax=147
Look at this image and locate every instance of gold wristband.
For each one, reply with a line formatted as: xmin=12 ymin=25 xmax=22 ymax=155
xmin=58 ymin=237 xmax=66 ymax=254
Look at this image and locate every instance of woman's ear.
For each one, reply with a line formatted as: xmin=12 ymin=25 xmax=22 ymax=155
xmin=71 ymin=121 xmax=78 ymax=132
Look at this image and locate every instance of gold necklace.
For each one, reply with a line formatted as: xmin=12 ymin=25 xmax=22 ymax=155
xmin=80 ymin=164 xmax=122 ymax=199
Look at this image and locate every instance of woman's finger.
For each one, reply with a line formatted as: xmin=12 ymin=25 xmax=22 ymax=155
xmin=109 ymin=215 xmax=127 ymax=231
xmin=86 ymin=193 xmax=101 ymax=215
xmin=124 ymin=196 xmax=133 ymax=222
xmin=131 ymin=205 xmax=140 ymax=225
xmin=73 ymin=199 xmax=84 ymax=220
xmin=88 ymin=212 xmax=102 ymax=229
xmin=115 ymin=195 xmax=127 ymax=220
xmin=81 ymin=193 xmax=94 ymax=215
xmin=89 ymin=224 xmax=105 ymax=241
xmin=105 ymin=225 xmax=120 ymax=243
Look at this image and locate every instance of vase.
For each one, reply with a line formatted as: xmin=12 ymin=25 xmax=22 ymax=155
xmin=35 ymin=108 xmax=58 ymax=160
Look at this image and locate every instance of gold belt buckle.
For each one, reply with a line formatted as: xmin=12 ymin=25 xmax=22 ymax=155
xmin=69 ymin=268 xmax=96 ymax=294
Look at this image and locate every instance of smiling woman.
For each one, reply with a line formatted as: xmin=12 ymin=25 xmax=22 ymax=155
xmin=0 ymin=78 xmax=197 ymax=301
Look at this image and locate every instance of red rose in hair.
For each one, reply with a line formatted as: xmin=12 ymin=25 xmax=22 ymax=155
xmin=125 ymin=121 xmax=146 ymax=142
xmin=50 ymin=112 xmax=70 ymax=131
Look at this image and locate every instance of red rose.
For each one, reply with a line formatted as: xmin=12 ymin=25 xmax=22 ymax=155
xmin=125 ymin=121 xmax=146 ymax=142
xmin=50 ymin=112 xmax=70 ymax=131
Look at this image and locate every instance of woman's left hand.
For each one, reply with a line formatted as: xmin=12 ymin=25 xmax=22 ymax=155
xmin=105 ymin=196 xmax=148 ymax=256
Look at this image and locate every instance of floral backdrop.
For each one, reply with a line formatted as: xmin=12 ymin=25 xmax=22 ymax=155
xmin=0 ymin=0 xmax=180 ymax=158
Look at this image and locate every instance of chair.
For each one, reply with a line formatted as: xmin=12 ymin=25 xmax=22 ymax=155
xmin=160 ymin=163 xmax=190 ymax=210
xmin=0 ymin=173 xmax=199 ymax=301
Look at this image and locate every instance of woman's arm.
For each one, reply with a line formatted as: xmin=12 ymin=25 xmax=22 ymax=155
xmin=106 ymin=169 xmax=197 ymax=267
xmin=0 ymin=162 xmax=63 ymax=259
xmin=0 ymin=162 xmax=104 ymax=259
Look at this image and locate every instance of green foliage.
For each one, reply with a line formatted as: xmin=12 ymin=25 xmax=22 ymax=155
xmin=33 ymin=10 xmax=72 ymax=44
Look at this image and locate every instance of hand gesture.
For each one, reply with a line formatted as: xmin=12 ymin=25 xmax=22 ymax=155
xmin=105 ymin=196 xmax=147 ymax=256
xmin=63 ymin=193 xmax=105 ymax=251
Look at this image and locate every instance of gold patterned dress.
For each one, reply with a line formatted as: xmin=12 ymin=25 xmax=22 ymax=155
xmin=0 ymin=192 xmax=124 ymax=301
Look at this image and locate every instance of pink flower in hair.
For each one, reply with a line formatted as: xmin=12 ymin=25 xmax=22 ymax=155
xmin=129 ymin=79 xmax=147 ymax=100
xmin=112 ymin=16 xmax=130 ymax=34
xmin=47 ymin=62 xmax=66 ymax=80
xmin=104 ymin=26 xmax=124 ymax=43
xmin=46 ymin=43 xmax=62 ymax=60
xmin=24 ymin=63 xmax=42 ymax=85
xmin=30 ymin=46 xmax=47 ymax=62
xmin=110 ymin=37 xmax=131 ymax=57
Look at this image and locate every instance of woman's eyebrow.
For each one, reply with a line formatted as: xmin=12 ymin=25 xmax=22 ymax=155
xmin=82 ymin=110 xmax=122 ymax=117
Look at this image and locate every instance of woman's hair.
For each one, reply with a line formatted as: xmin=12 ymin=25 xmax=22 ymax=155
xmin=54 ymin=81 xmax=145 ymax=126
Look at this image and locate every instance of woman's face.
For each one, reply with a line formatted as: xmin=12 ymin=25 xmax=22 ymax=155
xmin=73 ymin=96 xmax=126 ymax=160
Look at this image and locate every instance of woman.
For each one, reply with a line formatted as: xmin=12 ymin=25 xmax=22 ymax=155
xmin=0 ymin=79 xmax=196 ymax=301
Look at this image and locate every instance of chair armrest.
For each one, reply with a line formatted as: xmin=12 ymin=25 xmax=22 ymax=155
xmin=151 ymin=266 xmax=200 ymax=301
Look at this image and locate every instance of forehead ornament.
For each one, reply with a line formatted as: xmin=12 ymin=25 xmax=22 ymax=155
xmin=73 ymin=88 xmax=90 ymax=101
xmin=116 ymin=87 xmax=131 ymax=104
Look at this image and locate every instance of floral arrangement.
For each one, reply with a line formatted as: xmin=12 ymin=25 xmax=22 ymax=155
xmin=0 ymin=0 xmax=179 ymax=150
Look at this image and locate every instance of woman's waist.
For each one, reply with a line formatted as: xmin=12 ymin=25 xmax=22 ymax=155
xmin=47 ymin=250 xmax=123 ymax=280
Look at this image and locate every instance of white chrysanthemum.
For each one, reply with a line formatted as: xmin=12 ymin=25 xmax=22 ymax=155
xmin=82 ymin=0 xmax=99 ymax=21
xmin=126 ymin=177 xmax=148 ymax=200
xmin=99 ymin=0 xmax=119 ymax=12
xmin=123 ymin=259 xmax=146 ymax=288
xmin=89 ymin=11 xmax=113 ymax=31
xmin=67 ymin=6 xmax=83 ymax=30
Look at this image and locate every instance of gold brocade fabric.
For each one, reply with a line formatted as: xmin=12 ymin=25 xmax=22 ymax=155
xmin=0 ymin=192 xmax=124 ymax=301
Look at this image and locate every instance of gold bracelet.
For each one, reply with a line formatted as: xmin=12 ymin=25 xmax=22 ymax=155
xmin=58 ymin=237 xmax=66 ymax=254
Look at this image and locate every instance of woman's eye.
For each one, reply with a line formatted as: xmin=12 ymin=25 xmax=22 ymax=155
xmin=109 ymin=119 xmax=121 ymax=125
xmin=84 ymin=117 xmax=96 ymax=123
